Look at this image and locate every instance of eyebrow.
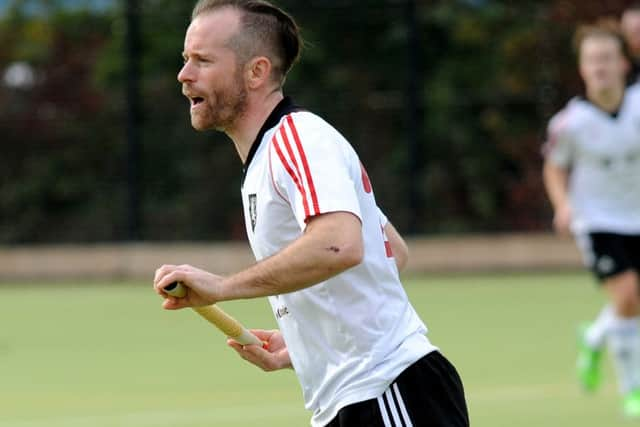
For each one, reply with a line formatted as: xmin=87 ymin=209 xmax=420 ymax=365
xmin=183 ymin=49 xmax=217 ymax=59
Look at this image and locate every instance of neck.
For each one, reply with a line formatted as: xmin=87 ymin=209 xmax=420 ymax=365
xmin=586 ymin=85 xmax=624 ymax=113
xmin=226 ymin=91 xmax=284 ymax=163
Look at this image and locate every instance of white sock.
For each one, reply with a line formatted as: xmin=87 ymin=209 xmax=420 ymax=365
xmin=585 ymin=305 xmax=614 ymax=349
xmin=607 ymin=314 xmax=640 ymax=394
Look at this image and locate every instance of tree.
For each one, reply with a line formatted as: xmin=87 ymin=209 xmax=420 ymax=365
xmin=2 ymin=0 xmax=636 ymax=242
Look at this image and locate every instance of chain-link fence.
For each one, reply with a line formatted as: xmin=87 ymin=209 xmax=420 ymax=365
xmin=0 ymin=0 xmax=637 ymax=243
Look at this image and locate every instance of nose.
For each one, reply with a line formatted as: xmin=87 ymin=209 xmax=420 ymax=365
xmin=178 ymin=61 xmax=194 ymax=83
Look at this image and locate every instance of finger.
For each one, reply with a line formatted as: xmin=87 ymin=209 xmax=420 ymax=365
xmin=227 ymin=340 xmax=272 ymax=369
xmin=242 ymin=343 xmax=275 ymax=360
xmin=228 ymin=338 xmax=266 ymax=352
xmin=227 ymin=338 xmax=244 ymax=356
xmin=162 ymin=296 xmax=189 ymax=310
xmin=154 ymin=268 xmax=177 ymax=295
xmin=156 ymin=271 xmax=187 ymax=295
xmin=242 ymin=345 xmax=275 ymax=369
xmin=248 ymin=329 xmax=276 ymax=340
xmin=229 ymin=342 xmax=262 ymax=362
xmin=227 ymin=338 xmax=242 ymax=349
xmin=228 ymin=344 xmax=252 ymax=362
xmin=153 ymin=267 xmax=164 ymax=286
xmin=237 ymin=348 xmax=270 ymax=369
xmin=177 ymin=264 xmax=194 ymax=272
xmin=154 ymin=264 xmax=176 ymax=286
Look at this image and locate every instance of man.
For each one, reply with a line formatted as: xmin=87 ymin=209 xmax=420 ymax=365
xmin=543 ymin=21 xmax=640 ymax=417
xmin=153 ymin=1 xmax=469 ymax=426
xmin=622 ymin=3 xmax=640 ymax=81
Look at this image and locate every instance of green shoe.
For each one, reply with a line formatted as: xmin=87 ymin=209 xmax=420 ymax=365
xmin=576 ymin=324 xmax=602 ymax=392
xmin=623 ymin=390 xmax=640 ymax=418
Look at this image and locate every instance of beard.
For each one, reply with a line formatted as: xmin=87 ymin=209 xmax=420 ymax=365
xmin=190 ymin=70 xmax=248 ymax=132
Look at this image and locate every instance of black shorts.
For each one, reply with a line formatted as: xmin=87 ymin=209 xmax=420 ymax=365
xmin=576 ymin=232 xmax=640 ymax=282
xmin=326 ymin=351 xmax=469 ymax=427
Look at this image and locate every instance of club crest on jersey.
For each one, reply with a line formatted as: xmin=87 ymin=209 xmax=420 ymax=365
xmin=276 ymin=304 xmax=290 ymax=319
xmin=248 ymin=194 xmax=257 ymax=231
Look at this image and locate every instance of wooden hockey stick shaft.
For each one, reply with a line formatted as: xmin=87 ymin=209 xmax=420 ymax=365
xmin=164 ymin=282 xmax=264 ymax=347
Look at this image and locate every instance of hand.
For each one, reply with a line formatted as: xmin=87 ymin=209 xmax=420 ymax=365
xmin=553 ymin=203 xmax=572 ymax=236
xmin=153 ymin=264 xmax=223 ymax=309
xmin=227 ymin=329 xmax=292 ymax=372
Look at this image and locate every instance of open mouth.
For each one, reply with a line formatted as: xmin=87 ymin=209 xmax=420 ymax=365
xmin=191 ymin=97 xmax=205 ymax=107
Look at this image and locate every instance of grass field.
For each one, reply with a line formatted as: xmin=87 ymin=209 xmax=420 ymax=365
xmin=0 ymin=272 xmax=630 ymax=426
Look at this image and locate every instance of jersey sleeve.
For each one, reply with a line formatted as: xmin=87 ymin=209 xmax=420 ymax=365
xmin=543 ymin=110 xmax=574 ymax=168
xmin=377 ymin=207 xmax=388 ymax=227
xmin=269 ymin=113 xmax=362 ymax=231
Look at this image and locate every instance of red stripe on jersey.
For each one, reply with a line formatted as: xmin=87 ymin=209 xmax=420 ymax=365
xmin=272 ymin=135 xmax=311 ymax=217
xmin=384 ymin=241 xmax=393 ymax=258
xmin=361 ymin=162 xmax=372 ymax=194
xmin=286 ymin=115 xmax=321 ymax=216
xmin=381 ymin=224 xmax=393 ymax=258
xmin=268 ymin=139 xmax=289 ymax=204
xmin=279 ymin=125 xmax=307 ymax=201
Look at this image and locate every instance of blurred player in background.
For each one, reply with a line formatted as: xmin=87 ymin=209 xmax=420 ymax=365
xmin=543 ymin=20 xmax=640 ymax=417
xmin=154 ymin=1 xmax=469 ymax=426
xmin=622 ymin=3 xmax=640 ymax=81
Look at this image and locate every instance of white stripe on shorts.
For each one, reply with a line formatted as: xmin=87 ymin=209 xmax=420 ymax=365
xmin=376 ymin=382 xmax=414 ymax=427
xmin=377 ymin=395 xmax=393 ymax=427
xmin=384 ymin=389 xmax=403 ymax=426
xmin=392 ymin=382 xmax=414 ymax=427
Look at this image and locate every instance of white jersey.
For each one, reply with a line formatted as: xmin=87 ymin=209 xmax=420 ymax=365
xmin=240 ymin=97 xmax=436 ymax=426
xmin=545 ymin=83 xmax=640 ymax=234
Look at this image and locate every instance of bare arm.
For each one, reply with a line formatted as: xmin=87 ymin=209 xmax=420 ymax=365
xmin=384 ymin=222 xmax=409 ymax=272
xmin=154 ymin=211 xmax=363 ymax=308
xmin=543 ymin=160 xmax=572 ymax=235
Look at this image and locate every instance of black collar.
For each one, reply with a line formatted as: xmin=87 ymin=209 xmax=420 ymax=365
xmin=242 ymin=96 xmax=300 ymax=182
xmin=631 ymin=60 xmax=640 ymax=84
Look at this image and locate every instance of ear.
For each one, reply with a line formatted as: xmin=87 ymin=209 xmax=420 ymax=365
xmin=245 ymin=56 xmax=272 ymax=90
xmin=621 ymin=56 xmax=631 ymax=75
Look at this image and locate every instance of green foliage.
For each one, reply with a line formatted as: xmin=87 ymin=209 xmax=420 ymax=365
xmin=0 ymin=2 xmax=125 ymax=241
xmin=419 ymin=2 xmax=550 ymax=232
xmin=0 ymin=0 xmax=624 ymax=242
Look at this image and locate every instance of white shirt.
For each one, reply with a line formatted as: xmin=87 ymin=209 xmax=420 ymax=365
xmin=240 ymin=97 xmax=436 ymax=426
xmin=545 ymin=84 xmax=640 ymax=234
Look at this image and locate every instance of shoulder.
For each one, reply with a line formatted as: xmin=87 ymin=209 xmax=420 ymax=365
xmin=547 ymin=101 xmax=573 ymax=135
xmin=286 ymin=111 xmax=342 ymax=138
xmin=627 ymin=82 xmax=640 ymax=93
xmin=270 ymin=110 xmax=351 ymax=152
xmin=626 ymin=83 xmax=640 ymax=102
xmin=548 ymin=97 xmax=586 ymax=136
xmin=268 ymin=111 xmax=358 ymax=180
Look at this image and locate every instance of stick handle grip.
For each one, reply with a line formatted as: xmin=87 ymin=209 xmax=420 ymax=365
xmin=164 ymin=282 xmax=264 ymax=347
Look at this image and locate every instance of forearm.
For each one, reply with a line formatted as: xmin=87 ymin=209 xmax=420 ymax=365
xmin=219 ymin=213 xmax=363 ymax=301
xmin=384 ymin=222 xmax=408 ymax=272
xmin=543 ymin=162 xmax=570 ymax=210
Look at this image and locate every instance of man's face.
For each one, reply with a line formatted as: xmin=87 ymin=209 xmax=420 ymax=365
xmin=579 ymin=36 xmax=628 ymax=94
xmin=178 ymin=9 xmax=248 ymax=131
xmin=622 ymin=11 xmax=640 ymax=54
